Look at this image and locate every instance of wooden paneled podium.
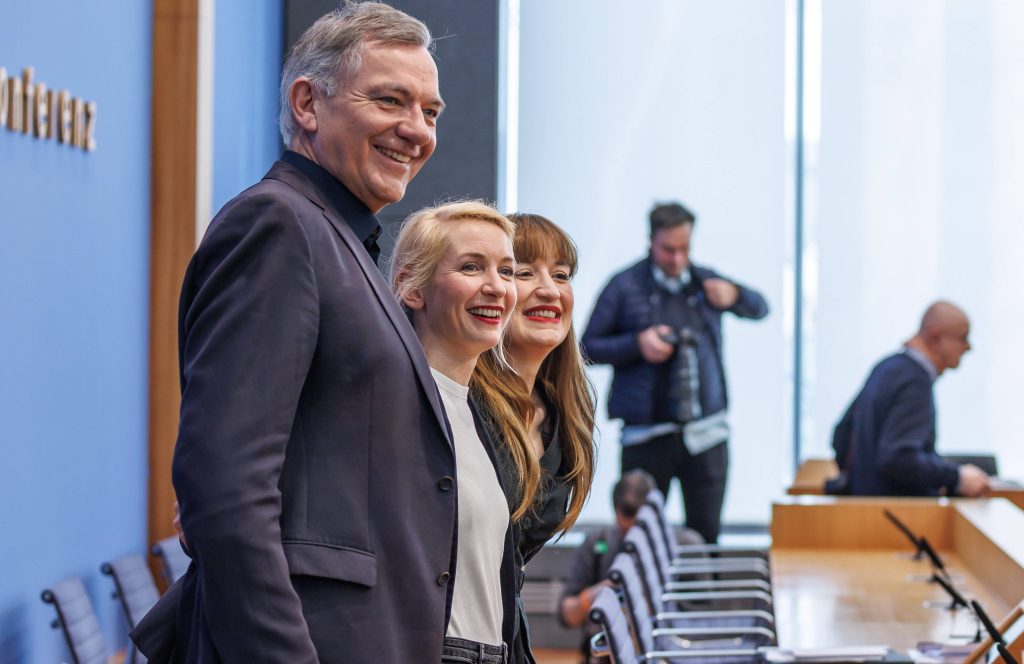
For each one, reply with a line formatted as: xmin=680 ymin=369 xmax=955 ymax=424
xmin=771 ymin=496 xmax=1024 ymax=662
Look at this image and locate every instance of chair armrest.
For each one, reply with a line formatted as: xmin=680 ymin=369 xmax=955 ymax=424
xmin=662 ymin=589 xmax=773 ymax=608
xmin=672 ymin=543 xmax=770 ymax=558
xmin=656 ymin=608 xmax=775 ymax=625
xmin=671 ymin=555 xmax=769 ymax=567
xmin=652 ymin=625 xmax=776 ymax=640
xmin=665 ymin=579 xmax=772 ymax=593
xmin=642 ymin=647 xmax=761 ymax=660
xmin=671 ymin=561 xmax=770 ymax=577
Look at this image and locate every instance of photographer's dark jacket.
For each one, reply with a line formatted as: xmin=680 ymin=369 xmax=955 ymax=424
xmin=581 ymin=257 xmax=768 ymax=425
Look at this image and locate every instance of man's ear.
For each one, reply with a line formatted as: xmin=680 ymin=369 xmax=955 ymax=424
xmin=290 ymin=78 xmax=318 ymax=134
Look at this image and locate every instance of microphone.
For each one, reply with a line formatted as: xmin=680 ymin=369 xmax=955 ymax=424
xmin=883 ymin=509 xmax=924 ymax=560
xmin=932 ymin=573 xmax=969 ymax=611
xmin=971 ymin=599 xmax=1007 ymax=647
xmin=918 ymin=536 xmax=949 ymax=579
xmin=997 ymin=643 xmax=1021 ymax=664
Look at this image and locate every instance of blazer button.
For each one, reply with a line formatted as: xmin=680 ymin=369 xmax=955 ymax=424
xmin=437 ymin=571 xmax=451 ymax=586
xmin=438 ymin=476 xmax=454 ymax=491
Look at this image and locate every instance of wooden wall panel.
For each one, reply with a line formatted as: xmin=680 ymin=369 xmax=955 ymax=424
xmin=148 ymin=0 xmax=199 ymax=584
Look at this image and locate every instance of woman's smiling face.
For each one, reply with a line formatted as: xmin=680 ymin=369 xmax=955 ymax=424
xmin=410 ymin=220 xmax=517 ymax=364
xmin=506 ymin=253 xmax=574 ymax=359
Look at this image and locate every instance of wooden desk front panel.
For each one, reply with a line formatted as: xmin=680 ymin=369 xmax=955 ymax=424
xmin=771 ymin=497 xmax=954 ymax=550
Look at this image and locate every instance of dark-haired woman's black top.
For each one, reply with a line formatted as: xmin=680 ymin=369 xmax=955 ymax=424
xmin=494 ymin=406 xmax=574 ymax=664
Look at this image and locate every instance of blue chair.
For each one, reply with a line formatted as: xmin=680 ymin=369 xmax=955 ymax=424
xmin=623 ymin=528 xmax=773 ymax=615
xmin=609 ymin=552 xmax=774 ymax=657
xmin=101 ymin=554 xmax=160 ymax=629
xmin=151 ymin=535 xmax=191 ymax=586
xmin=102 ymin=554 xmax=160 ymax=664
xmin=636 ymin=506 xmax=770 ymax=591
xmin=646 ymin=490 xmax=770 ymax=562
xmin=588 ymin=586 xmax=763 ymax=663
xmin=40 ymin=576 xmax=110 ymax=664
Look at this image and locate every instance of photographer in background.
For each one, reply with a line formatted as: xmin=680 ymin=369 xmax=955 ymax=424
xmin=581 ymin=202 xmax=768 ymax=543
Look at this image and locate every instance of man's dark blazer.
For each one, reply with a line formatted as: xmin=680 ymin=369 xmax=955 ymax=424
xmin=832 ymin=351 xmax=960 ymax=496
xmin=143 ymin=158 xmax=458 ymax=663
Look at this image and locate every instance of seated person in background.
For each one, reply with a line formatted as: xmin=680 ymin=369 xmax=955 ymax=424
xmin=558 ymin=470 xmax=700 ymax=662
xmin=832 ymin=300 xmax=990 ymax=497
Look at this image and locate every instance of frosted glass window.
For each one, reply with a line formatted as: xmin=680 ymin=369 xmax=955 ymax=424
xmin=517 ymin=0 xmax=789 ymax=525
xmin=803 ymin=1 xmax=1024 ymax=481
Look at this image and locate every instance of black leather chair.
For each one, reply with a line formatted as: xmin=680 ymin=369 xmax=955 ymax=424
xmin=942 ymin=454 xmax=998 ymax=477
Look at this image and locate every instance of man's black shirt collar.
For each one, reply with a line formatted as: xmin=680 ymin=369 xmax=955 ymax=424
xmin=281 ymin=150 xmax=382 ymax=264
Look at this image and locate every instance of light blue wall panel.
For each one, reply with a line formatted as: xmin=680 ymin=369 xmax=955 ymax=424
xmin=212 ymin=0 xmax=283 ymax=214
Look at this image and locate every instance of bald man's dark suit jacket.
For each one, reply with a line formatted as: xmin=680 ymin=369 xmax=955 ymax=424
xmin=141 ymin=156 xmax=458 ymax=663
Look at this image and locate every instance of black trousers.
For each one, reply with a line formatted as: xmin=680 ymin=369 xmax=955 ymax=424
xmin=441 ymin=636 xmax=508 ymax=664
xmin=621 ymin=433 xmax=729 ymax=544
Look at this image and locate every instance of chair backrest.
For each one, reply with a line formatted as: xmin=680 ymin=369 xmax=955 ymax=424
xmin=101 ymin=553 xmax=160 ymax=628
xmin=40 ymin=576 xmax=109 ymax=664
xmin=589 ymin=586 xmax=640 ymax=664
xmin=152 ymin=535 xmax=191 ymax=585
xmin=623 ymin=526 xmax=666 ymax=615
xmin=637 ymin=505 xmax=673 ymax=587
xmin=608 ymin=552 xmax=655 ymax=655
xmin=645 ymin=489 xmax=678 ymax=556
xmin=943 ymin=454 xmax=998 ymax=477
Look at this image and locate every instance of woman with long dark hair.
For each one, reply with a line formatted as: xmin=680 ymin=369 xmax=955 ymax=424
xmin=472 ymin=213 xmax=597 ymax=663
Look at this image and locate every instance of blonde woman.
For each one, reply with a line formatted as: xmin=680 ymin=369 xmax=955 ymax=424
xmin=391 ymin=200 xmax=520 ymax=664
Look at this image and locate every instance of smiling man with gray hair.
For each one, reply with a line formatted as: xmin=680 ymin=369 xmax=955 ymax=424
xmin=133 ymin=3 xmax=461 ymax=662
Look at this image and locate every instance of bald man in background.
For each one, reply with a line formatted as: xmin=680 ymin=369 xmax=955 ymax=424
xmin=832 ymin=301 xmax=990 ymax=497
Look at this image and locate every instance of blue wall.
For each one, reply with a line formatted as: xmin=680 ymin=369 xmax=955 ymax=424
xmin=213 ymin=0 xmax=283 ymax=213
xmin=0 ymin=3 xmax=153 ymax=663
xmin=0 ymin=2 xmax=282 ymax=661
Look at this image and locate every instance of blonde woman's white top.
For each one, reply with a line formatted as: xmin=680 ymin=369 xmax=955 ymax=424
xmin=431 ymin=368 xmax=508 ymax=647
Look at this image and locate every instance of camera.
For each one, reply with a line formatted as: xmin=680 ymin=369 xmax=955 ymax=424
xmin=658 ymin=327 xmax=698 ymax=348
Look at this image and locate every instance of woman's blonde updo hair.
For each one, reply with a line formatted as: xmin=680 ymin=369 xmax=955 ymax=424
xmin=390 ymin=200 xmax=515 ymax=305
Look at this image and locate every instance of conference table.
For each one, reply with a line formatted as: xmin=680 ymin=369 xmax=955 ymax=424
xmin=770 ymin=496 xmax=1024 ymax=662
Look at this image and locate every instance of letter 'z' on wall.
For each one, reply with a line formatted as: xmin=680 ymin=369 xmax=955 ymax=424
xmin=0 ymin=66 xmax=96 ymax=150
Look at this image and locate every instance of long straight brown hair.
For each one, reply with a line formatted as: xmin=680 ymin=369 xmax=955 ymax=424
xmin=471 ymin=213 xmax=596 ymax=532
